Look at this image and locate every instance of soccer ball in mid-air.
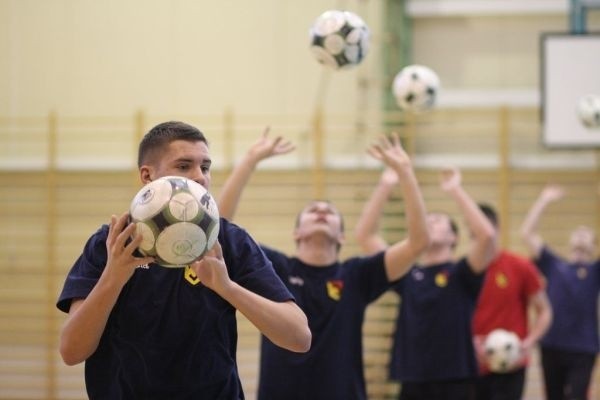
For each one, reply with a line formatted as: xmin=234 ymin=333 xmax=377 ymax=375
xmin=483 ymin=329 xmax=522 ymax=373
xmin=309 ymin=10 xmax=370 ymax=70
xmin=392 ymin=64 xmax=440 ymax=112
xmin=577 ymin=94 xmax=600 ymax=129
xmin=129 ymin=176 xmax=220 ymax=268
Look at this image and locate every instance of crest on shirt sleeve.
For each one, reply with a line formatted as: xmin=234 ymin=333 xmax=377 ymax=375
xmin=326 ymin=280 xmax=344 ymax=301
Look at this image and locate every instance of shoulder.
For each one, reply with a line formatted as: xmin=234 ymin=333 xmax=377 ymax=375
xmin=341 ymin=252 xmax=386 ymax=269
xmin=217 ymin=218 xmax=258 ymax=250
xmin=499 ymin=250 xmax=535 ymax=268
xmin=82 ymin=224 xmax=110 ymax=256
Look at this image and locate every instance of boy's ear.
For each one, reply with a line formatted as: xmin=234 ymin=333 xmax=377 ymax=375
xmin=140 ymin=166 xmax=153 ymax=184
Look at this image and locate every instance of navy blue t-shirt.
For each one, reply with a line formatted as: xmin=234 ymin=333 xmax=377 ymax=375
xmin=536 ymin=246 xmax=600 ymax=354
xmin=257 ymin=246 xmax=388 ymax=400
xmin=56 ymin=218 xmax=293 ymax=400
xmin=389 ymin=259 xmax=484 ymax=382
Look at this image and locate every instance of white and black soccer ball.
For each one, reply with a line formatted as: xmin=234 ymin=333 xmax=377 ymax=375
xmin=392 ymin=64 xmax=440 ymax=112
xmin=483 ymin=329 xmax=522 ymax=373
xmin=577 ymin=94 xmax=600 ymax=129
xmin=309 ymin=10 xmax=370 ymax=70
xmin=129 ymin=176 xmax=220 ymax=268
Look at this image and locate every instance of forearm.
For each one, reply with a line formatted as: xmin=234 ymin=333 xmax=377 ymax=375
xmin=382 ymin=168 xmax=429 ymax=281
xmin=520 ymin=197 xmax=548 ymax=238
xmin=59 ymin=275 xmax=124 ymax=365
xmin=218 ymin=155 xmax=260 ymax=220
xmin=523 ymin=295 xmax=553 ymax=348
xmin=218 ymin=281 xmax=311 ymax=353
xmin=396 ymin=168 xmax=429 ymax=253
xmin=450 ymin=186 xmax=492 ymax=239
xmin=519 ymin=197 xmax=548 ymax=256
xmin=447 ymin=186 xmax=495 ymax=272
xmin=354 ymin=179 xmax=394 ymax=253
xmin=524 ymin=313 xmax=552 ymax=349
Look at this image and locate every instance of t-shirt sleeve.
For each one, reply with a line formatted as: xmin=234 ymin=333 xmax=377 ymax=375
xmin=520 ymin=256 xmax=544 ymax=296
xmin=219 ymin=219 xmax=294 ymax=303
xmin=534 ymin=246 xmax=555 ymax=277
xmin=259 ymin=244 xmax=290 ymax=278
xmin=348 ymin=251 xmax=390 ymax=303
xmin=56 ymin=225 xmax=109 ymax=313
xmin=456 ymin=257 xmax=485 ymax=298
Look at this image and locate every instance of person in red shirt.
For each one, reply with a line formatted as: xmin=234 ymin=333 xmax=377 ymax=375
xmin=472 ymin=203 xmax=553 ymax=400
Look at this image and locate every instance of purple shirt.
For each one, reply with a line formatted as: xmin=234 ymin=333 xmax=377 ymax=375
xmin=390 ymin=258 xmax=484 ymax=382
xmin=57 ymin=218 xmax=293 ymax=400
xmin=257 ymin=247 xmax=389 ymax=400
xmin=535 ymin=246 xmax=600 ymax=354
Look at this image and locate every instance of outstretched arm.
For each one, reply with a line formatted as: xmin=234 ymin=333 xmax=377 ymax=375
xmin=354 ymin=167 xmax=397 ymax=255
xmin=355 ymin=133 xmax=430 ymax=281
xmin=520 ymin=184 xmax=564 ymax=259
xmin=440 ymin=167 xmax=495 ymax=273
xmin=213 ymin=130 xmax=309 ymax=351
xmin=218 ymin=127 xmax=295 ymax=220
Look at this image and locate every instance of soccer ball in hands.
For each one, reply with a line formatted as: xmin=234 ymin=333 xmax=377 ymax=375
xmin=392 ymin=64 xmax=440 ymax=112
xmin=129 ymin=176 xmax=220 ymax=268
xmin=483 ymin=329 xmax=522 ymax=373
xmin=577 ymin=94 xmax=600 ymax=129
xmin=309 ymin=10 xmax=370 ymax=70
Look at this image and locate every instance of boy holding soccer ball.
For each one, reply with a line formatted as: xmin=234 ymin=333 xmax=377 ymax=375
xmin=218 ymin=130 xmax=430 ymax=400
xmin=472 ymin=203 xmax=552 ymax=400
xmin=56 ymin=121 xmax=311 ymax=399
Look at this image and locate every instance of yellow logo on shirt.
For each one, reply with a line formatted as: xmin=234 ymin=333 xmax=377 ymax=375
xmin=577 ymin=267 xmax=588 ymax=280
xmin=435 ymin=272 xmax=448 ymax=287
xmin=184 ymin=265 xmax=201 ymax=285
xmin=495 ymin=272 xmax=509 ymax=289
xmin=326 ymin=280 xmax=344 ymax=301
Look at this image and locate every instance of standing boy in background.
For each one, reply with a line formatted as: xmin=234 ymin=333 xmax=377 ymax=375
xmin=354 ymin=165 xmax=495 ymax=400
xmin=218 ymin=130 xmax=429 ymax=400
xmin=520 ymin=184 xmax=600 ymax=400
xmin=472 ymin=203 xmax=552 ymax=400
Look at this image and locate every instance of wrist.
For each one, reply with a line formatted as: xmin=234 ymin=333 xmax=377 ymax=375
xmin=242 ymin=153 xmax=262 ymax=169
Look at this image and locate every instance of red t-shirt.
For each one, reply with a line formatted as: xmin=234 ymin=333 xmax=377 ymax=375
xmin=472 ymin=250 xmax=544 ymax=372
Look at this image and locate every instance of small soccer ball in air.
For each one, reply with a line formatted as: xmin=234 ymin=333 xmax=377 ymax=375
xmin=392 ymin=64 xmax=440 ymax=112
xmin=129 ymin=176 xmax=220 ymax=268
xmin=309 ymin=10 xmax=370 ymax=70
xmin=577 ymin=94 xmax=600 ymax=129
xmin=483 ymin=329 xmax=522 ymax=373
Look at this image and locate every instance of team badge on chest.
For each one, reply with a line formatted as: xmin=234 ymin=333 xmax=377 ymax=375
xmin=184 ymin=265 xmax=201 ymax=285
xmin=435 ymin=271 xmax=449 ymax=287
xmin=326 ymin=280 xmax=344 ymax=301
xmin=495 ymin=272 xmax=509 ymax=289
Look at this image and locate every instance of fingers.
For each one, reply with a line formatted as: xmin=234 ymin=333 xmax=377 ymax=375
xmin=387 ymin=132 xmax=402 ymax=149
xmin=271 ymin=136 xmax=295 ymax=155
xmin=125 ymin=230 xmax=146 ymax=257
xmin=205 ymin=241 xmax=223 ymax=259
xmin=107 ymin=212 xmax=129 ymax=242
xmin=258 ymin=127 xmax=296 ymax=156
xmin=114 ymin=219 xmax=137 ymax=251
xmin=262 ymin=125 xmax=271 ymax=138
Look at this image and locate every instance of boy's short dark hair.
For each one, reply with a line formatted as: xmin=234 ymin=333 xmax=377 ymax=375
xmin=478 ymin=202 xmax=498 ymax=227
xmin=138 ymin=121 xmax=208 ymax=167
